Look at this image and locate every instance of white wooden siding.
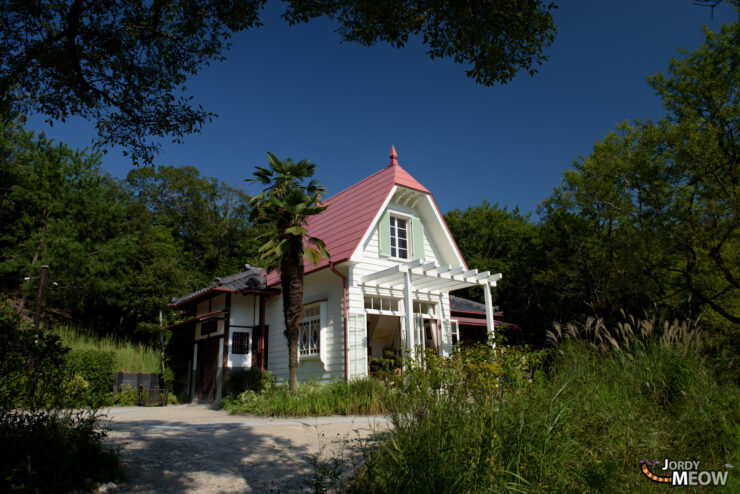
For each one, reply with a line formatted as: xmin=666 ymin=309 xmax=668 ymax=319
xmin=230 ymin=293 xmax=258 ymax=328
xmin=266 ymin=269 xmax=345 ymax=383
xmin=360 ymin=200 xmax=443 ymax=265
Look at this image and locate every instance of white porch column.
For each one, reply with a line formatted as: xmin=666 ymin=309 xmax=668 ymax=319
xmin=404 ymin=269 xmax=415 ymax=357
xmin=483 ymin=282 xmax=495 ymax=347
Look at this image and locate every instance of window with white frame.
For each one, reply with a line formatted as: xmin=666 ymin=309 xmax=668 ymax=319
xmin=390 ymin=216 xmax=409 ymax=259
xmin=414 ymin=301 xmax=436 ymax=316
xmin=450 ymin=320 xmax=460 ymax=345
xmin=364 ymin=296 xmax=400 ymax=312
xmin=300 ymin=304 xmax=321 ymax=357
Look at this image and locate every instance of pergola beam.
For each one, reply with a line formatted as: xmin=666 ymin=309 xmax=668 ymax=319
xmin=362 ymin=266 xmax=403 ymax=285
xmin=362 ymin=262 xmax=501 ymax=292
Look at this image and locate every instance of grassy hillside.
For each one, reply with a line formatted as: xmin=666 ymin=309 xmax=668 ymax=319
xmin=50 ymin=325 xmax=161 ymax=374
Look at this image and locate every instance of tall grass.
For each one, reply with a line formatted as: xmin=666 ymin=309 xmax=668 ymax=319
xmin=49 ymin=324 xmax=161 ymax=373
xmin=351 ymin=318 xmax=740 ymax=493
xmin=222 ymin=378 xmax=392 ymax=417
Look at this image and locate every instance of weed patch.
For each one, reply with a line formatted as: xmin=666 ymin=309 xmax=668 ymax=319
xmin=222 ymin=377 xmax=392 ymax=417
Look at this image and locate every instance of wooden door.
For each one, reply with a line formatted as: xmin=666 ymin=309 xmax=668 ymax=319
xmin=195 ymin=337 xmax=219 ymax=401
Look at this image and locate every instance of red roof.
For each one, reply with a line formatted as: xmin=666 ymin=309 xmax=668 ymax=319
xmin=266 ymin=161 xmax=430 ymax=286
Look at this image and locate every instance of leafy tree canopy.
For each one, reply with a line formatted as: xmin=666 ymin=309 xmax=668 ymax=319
xmin=0 ymin=0 xmax=557 ymax=164
xmin=0 ymin=117 xmax=263 ymax=341
xmin=446 ymin=9 xmax=739 ymax=342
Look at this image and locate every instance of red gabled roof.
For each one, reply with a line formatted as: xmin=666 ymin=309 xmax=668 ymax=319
xmin=266 ymin=156 xmax=430 ymax=286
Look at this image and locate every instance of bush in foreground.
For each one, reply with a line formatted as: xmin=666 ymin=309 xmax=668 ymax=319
xmin=0 ymin=301 xmax=122 ymax=492
xmin=64 ymin=349 xmax=117 ymax=408
xmin=0 ymin=410 xmax=121 ymax=493
xmin=351 ymin=319 xmax=740 ymax=493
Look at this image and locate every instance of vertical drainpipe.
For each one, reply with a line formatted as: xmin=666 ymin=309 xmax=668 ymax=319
xmin=259 ymin=294 xmax=266 ymax=372
xmin=329 ymin=262 xmax=349 ymax=382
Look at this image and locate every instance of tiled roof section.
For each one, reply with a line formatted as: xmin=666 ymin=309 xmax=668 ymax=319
xmin=266 ymin=163 xmax=430 ymax=286
xmin=170 ymin=264 xmax=266 ymax=307
xmin=449 ymin=295 xmax=486 ymax=314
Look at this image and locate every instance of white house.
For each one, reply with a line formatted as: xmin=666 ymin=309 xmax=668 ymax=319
xmin=168 ymin=147 xmax=502 ymax=401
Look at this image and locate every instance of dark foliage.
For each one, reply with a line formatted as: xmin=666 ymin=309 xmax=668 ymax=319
xmin=0 ymin=410 xmax=120 ymax=493
xmin=226 ymin=367 xmax=272 ymax=395
xmin=64 ymin=350 xmax=116 ymax=407
xmin=0 ymin=118 xmax=263 ymax=343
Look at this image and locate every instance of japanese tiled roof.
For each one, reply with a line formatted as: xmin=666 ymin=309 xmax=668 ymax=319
xmin=170 ymin=264 xmax=266 ymax=307
xmin=449 ymin=294 xmax=488 ymax=314
xmin=450 ymin=295 xmax=517 ymax=328
xmin=265 ymin=156 xmax=431 ymax=286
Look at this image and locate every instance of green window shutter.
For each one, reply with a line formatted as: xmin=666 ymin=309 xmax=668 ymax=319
xmin=379 ymin=210 xmax=390 ymax=257
xmin=412 ymin=217 xmax=424 ymax=260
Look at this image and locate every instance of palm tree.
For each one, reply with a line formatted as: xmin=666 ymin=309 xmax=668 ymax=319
xmin=248 ymin=152 xmax=329 ymax=393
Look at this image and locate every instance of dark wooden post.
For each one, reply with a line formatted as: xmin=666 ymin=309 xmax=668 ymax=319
xmin=33 ymin=265 xmax=49 ymax=331
xmin=259 ymin=294 xmax=267 ymax=371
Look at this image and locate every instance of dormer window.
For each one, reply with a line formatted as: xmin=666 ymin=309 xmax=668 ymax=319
xmin=390 ymin=216 xmax=409 ymax=259
xmin=379 ymin=210 xmax=424 ymax=261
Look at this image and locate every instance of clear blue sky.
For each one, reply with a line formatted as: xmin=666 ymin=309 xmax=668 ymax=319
xmin=27 ymin=0 xmax=737 ymax=216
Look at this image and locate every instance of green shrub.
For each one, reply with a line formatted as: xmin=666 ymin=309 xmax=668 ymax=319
xmin=64 ymin=350 xmax=116 ymax=407
xmin=0 ymin=409 xmax=121 ymax=493
xmin=226 ymin=367 xmax=274 ymax=395
xmin=0 ymin=299 xmax=121 ymax=493
xmin=112 ymin=385 xmax=174 ymax=406
xmin=0 ymin=302 xmax=69 ymax=410
xmin=351 ymin=319 xmax=740 ymax=493
xmin=113 ymin=385 xmax=139 ymax=406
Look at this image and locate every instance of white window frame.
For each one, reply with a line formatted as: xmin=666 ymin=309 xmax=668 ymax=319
xmin=389 ymin=214 xmax=410 ymax=260
xmin=450 ymin=320 xmax=460 ymax=346
xmin=364 ymin=295 xmax=401 ymax=315
xmin=300 ymin=303 xmax=322 ymax=359
xmin=228 ymin=327 xmax=252 ymax=368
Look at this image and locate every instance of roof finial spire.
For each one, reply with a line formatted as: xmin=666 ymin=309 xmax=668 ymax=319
xmin=389 ymin=145 xmax=399 ymax=167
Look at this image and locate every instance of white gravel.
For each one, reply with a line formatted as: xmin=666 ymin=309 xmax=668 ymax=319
xmin=101 ymin=405 xmax=389 ymax=493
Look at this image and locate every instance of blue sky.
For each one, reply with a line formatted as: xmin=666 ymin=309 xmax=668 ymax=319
xmin=27 ymin=0 xmax=737 ymax=216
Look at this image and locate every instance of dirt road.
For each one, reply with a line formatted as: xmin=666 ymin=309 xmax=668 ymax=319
xmin=102 ymin=405 xmax=389 ymax=493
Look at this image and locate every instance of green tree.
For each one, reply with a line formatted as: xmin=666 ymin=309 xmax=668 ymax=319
xmin=248 ymin=152 xmax=328 ymax=392
xmin=126 ymin=165 xmax=264 ymax=279
xmin=0 ymin=0 xmax=557 ymax=164
xmin=539 ymin=11 xmax=739 ymax=332
xmin=446 ymin=9 xmax=739 ymax=342
xmin=0 ymin=117 xmax=194 ymax=339
xmin=445 ymin=201 xmax=551 ymax=343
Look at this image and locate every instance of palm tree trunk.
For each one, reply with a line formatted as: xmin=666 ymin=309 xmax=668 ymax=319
xmin=281 ymin=245 xmax=304 ymax=393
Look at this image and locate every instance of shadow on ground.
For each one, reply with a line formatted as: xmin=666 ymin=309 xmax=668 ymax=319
xmin=103 ymin=410 xmax=382 ymax=493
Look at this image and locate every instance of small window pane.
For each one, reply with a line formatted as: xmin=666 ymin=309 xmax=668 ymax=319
xmin=390 ymin=216 xmax=408 ymax=259
xmin=232 ymin=332 xmax=250 ymax=355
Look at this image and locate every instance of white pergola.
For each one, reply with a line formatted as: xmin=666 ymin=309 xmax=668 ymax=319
xmin=361 ymin=259 xmax=502 ymax=351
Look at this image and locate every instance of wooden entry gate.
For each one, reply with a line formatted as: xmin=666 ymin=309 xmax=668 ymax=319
xmin=195 ymin=337 xmax=220 ymax=401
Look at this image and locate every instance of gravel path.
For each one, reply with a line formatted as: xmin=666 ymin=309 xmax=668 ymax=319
xmin=101 ymin=405 xmax=389 ymax=493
